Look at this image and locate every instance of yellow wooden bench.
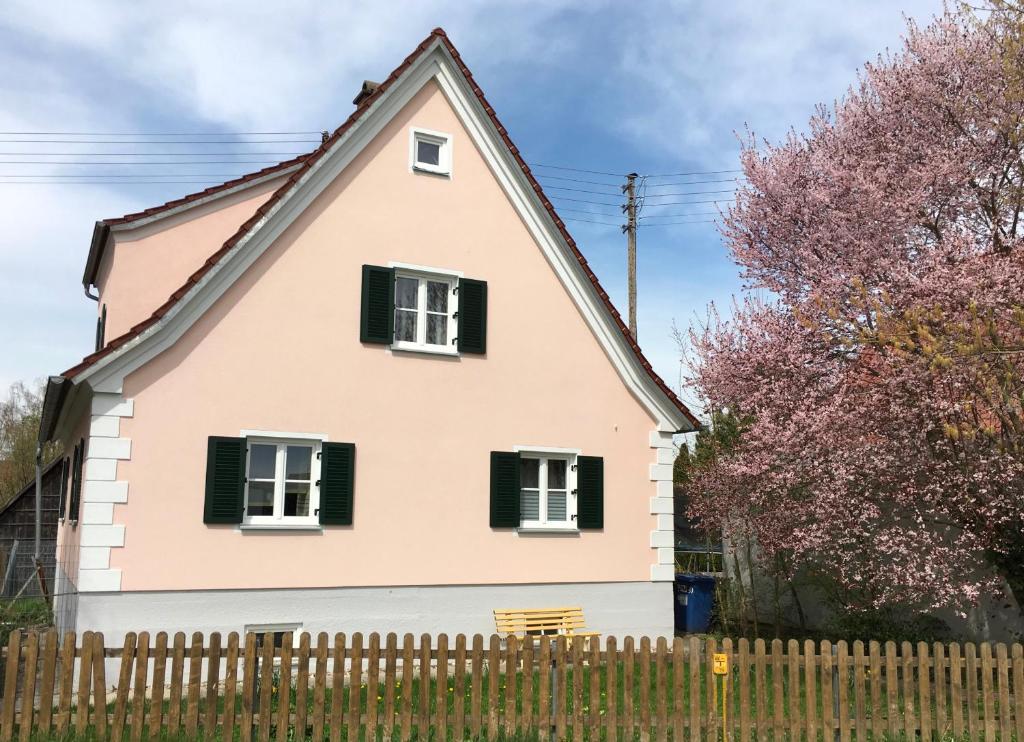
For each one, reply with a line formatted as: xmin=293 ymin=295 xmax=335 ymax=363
xmin=493 ymin=606 xmax=600 ymax=644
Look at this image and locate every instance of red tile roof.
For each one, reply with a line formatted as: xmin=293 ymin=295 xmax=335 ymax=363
xmin=63 ymin=28 xmax=698 ymax=429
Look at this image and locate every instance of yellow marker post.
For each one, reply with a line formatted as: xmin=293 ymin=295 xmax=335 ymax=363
xmin=713 ymin=652 xmax=729 ymax=741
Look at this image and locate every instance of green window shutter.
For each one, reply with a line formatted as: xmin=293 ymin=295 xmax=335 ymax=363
xmin=576 ymin=455 xmax=604 ymax=529
xmin=457 ymin=278 xmax=487 ymax=354
xmin=319 ymin=442 xmax=356 ymax=525
xmin=360 ymin=265 xmax=394 ymax=344
xmin=490 ymin=451 xmax=520 ymax=527
xmin=57 ymin=456 xmax=70 ymax=522
xmin=203 ymin=436 xmax=246 ymax=524
xmin=68 ymin=440 xmax=84 ymax=524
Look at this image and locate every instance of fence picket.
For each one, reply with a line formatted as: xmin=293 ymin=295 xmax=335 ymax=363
xmin=223 ymin=632 xmax=240 ymax=738
xmin=16 ymin=630 xmax=37 ymax=742
xmin=605 ymin=636 xmax=618 ymax=742
xmin=555 ymin=636 xmax=568 ymax=741
xmin=36 ymin=630 xmax=58 ymax=735
xmin=917 ymin=640 xmax=931 ymax=741
xmin=770 ymin=639 xmax=784 ymax=741
xmin=672 ymin=637 xmax=684 ymax=742
xmin=707 ymin=637 xmax=719 ymax=741
xmin=150 ymin=632 xmax=168 ymax=737
xmin=522 ymin=635 xmax=534 ymax=734
xmin=130 ymin=631 xmax=150 ymax=742
xmin=996 ymin=643 xmax=1011 ymax=741
xmin=966 ymin=642 xmax=979 ymax=739
xmin=435 ymin=633 xmax=448 ymax=742
xmin=852 ymin=640 xmax=866 ymax=741
xmin=469 ymin=635 xmax=483 ymax=740
xmin=622 ymin=636 xmax=634 ymax=742
xmin=294 ymin=632 xmax=311 ymax=740
xmin=884 ymin=641 xmax=899 ymax=738
xmin=752 ymin=639 xmax=766 ymax=740
xmin=203 ymin=631 xmax=220 ymax=737
xmin=366 ymin=632 xmax=381 ymax=741
xmin=185 ymin=632 xmax=203 ymax=739
xmin=868 ymin=640 xmax=883 ymax=739
xmin=820 ymin=640 xmax=833 ymax=742
xmin=348 ymin=632 xmax=364 ymax=742
xmin=933 ymin=641 xmax=946 ymax=738
xmin=2 ymin=630 xmax=21 ymax=742
xmin=505 ymin=635 xmax=518 ymax=737
xmin=383 ymin=632 xmax=398 ymax=741
xmin=330 ymin=633 xmax=347 ymax=742
xmin=655 ymin=637 xmax=668 ymax=742
xmin=56 ymin=631 xmax=74 ymax=736
xmin=786 ymin=639 xmax=800 ymax=742
xmin=950 ymin=642 xmax=964 ymax=738
xmin=836 ymin=641 xmax=850 ymax=742
xmin=538 ymin=637 xmax=551 ymax=742
xmin=981 ymin=642 xmax=995 ymax=742
xmin=453 ymin=634 xmax=467 ymax=741
xmin=575 ymin=637 xmax=587 ymax=742
xmin=737 ymin=638 xmax=750 ymax=742
xmin=74 ymin=631 xmax=91 ymax=736
xmin=900 ymin=641 xmax=915 ymax=740
xmin=278 ymin=632 xmax=294 ymax=740
xmin=803 ymin=639 xmax=816 ymax=742
xmin=311 ymin=633 xmax=328 ymax=742
xmin=720 ymin=637 xmax=733 ymax=742
xmin=256 ymin=633 xmax=274 ymax=742
xmin=488 ymin=634 xmax=501 ymax=739
xmin=399 ymin=634 xmax=414 ymax=742
xmin=419 ymin=633 xmax=432 ymax=740
xmin=91 ymin=632 xmax=107 ymax=741
xmin=240 ymin=633 xmax=256 ymax=742
xmin=109 ymin=632 xmax=136 ymax=742
xmin=689 ymin=637 xmax=702 ymax=742
xmin=1013 ymin=643 xmax=1024 ymax=742
xmin=167 ymin=632 xmax=185 ymax=735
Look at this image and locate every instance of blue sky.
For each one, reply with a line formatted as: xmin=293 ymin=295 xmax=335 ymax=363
xmin=0 ymin=1 xmax=942 ymax=410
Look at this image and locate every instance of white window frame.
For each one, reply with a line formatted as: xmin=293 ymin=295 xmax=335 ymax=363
xmin=240 ymin=431 xmax=325 ymax=529
xmin=409 ymin=127 xmax=452 ymax=176
xmin=514 ymin=446 xmax=580 ymax=532
xmin=388 ymin=262 xmax=460 ymax=356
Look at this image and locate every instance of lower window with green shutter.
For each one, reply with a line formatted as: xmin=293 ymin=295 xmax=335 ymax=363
xmin=492 ymin=449 xmax=604 ymax=531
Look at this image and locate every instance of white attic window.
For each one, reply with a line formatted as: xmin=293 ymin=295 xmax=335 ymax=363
xmin=410 ymin=128 xmax=451 ymax=176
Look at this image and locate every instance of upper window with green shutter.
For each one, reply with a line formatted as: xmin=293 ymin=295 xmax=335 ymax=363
xmin=361 ymin=262 xmax=486 ymax=357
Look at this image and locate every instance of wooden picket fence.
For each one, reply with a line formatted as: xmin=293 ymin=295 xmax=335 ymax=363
xmin=1 ymin=630 xmax=1023 ymax=740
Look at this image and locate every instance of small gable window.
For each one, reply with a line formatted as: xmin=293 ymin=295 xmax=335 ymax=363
xmin=410 ymin=128 xmax=451 ymax=176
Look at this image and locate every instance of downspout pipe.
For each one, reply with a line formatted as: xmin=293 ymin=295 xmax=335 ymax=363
xmin=34 ymin=443 xmax=42 ymax=565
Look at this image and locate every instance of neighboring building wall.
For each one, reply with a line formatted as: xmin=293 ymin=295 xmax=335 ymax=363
xmin=0 ymin=459 xmax=61 ymax=598
xmin=94 ymin=176 xmax=288 ymax=341
xmin=79 ymin=80 xmax=673 ymax=638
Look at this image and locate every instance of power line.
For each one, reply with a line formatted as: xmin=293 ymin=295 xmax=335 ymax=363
xmin=640 ymin=211 xmax=722 ymax=219
xmin=0 ymin=130 xmax=323 ymax=136
xmin=640 ymin=198 xmax=734 ymax=206
xmin=562 ymin=216 xmax=623 ymax=226
xmin=528 ymin=162 xmax=627 ymax=178
xmin=643 ymin=188 xmax=736 ymax=198
xmin=0 ymin=159 xmax=293 ymax=165
xmin=644 ymin=176 xmax=746 ymax=187
xmin=548 ymin=195 xmax=623 ymax=207
xmin=542 ymin=184 xmax=625 ymax=196
xmin=551 ymin=205 xmax=624 ymax=218
xmin=0 ymin=138 xmax=319 ymax=144
xmin=642 ymin=168 xmax=742 ymax=178
xmin=0 ymin=151 xmax=309 ymax=156
xmin=533 ymin=173 xmax=623 ymax=187
xmin=640 ymin=220 xmax=717 ymax=226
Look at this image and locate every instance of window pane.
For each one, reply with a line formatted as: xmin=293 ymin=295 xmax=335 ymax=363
xmin=548 ymin=459 xmax=567 ymax=490
xmin=285 ymin=446 xmax=312 ymax=480
xmin=395 ymin=309 xmax=417 ymax=342
xmin=247 ymin=481 xmax=274 ymax=516
xmin=520 ymin=490 xmax=540 ymax=521
xmin=284 ymin=482 xmax=310 ymax=517
xmin=520 ymin=458 xmax=539 ymax=489
xmin=426 ymin=314 xmax=447 ymax=346
xmin=248 ymin=444 xmax=276 ymax=480
xmin=395 ymin=276 xmax=418 ymax=309
xmin=417 ymin=139 xmax=441 ymax=166
xmin=427 ymin=281 xmax=448 ymax=313
xmin=547 ymin=491 xmax=567 ymax=521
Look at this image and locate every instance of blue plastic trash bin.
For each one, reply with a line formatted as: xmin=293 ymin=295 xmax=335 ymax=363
xmin=674 ymin=573 xmax=715 ymax=633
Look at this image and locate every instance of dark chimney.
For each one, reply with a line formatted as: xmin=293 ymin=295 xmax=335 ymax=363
xmin=352 ymin=80 xmax=380 ymax=106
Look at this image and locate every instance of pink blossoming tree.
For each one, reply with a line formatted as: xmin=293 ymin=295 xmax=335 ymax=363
xmin=685 ymin=4 xmax=1024 ymax=615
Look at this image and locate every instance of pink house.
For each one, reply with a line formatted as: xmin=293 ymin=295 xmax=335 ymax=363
xmin=39 ymin=29 xmax=698 ymax=641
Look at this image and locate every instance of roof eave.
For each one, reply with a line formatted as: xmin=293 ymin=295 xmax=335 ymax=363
xmin=82 ymin=221 xmax=110 ymax=289
xmin=38 ymin=376 xmax=71 ymax=444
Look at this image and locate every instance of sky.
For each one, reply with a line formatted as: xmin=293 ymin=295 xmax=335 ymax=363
xmin=0 ymin=0 xmax=944 ymax=411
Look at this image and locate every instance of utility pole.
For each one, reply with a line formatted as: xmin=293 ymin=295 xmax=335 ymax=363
xmin=623 ymin=172 xmax=639 ymax=339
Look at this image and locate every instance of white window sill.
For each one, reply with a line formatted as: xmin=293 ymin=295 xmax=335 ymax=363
xmin=412 ymin=164 xmax=450 ymax=177
xmin=389 ymin=344 xmax=459 ymax=357
xmin=238 ymin=524 xmax=324 ymax=532
xmin=516 ymin=527 xmax=580 ymax=535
